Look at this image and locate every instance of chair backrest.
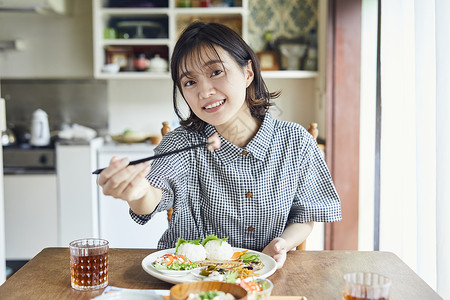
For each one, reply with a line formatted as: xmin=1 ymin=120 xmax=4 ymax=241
xmin=161 ymin=122 xmax=174 ymax=223
xmin=295 ymin=123 xmax=320 ymax=251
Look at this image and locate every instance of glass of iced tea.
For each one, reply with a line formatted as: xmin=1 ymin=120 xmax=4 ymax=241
xmin=343 ymin=272 xmax=391 ymax=300
xmin=69 ymin=238 xmax=109 ymax=291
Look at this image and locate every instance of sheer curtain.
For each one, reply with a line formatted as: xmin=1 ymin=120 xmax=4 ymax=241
xmin=378 ymin=0 xmax=449 ymax=297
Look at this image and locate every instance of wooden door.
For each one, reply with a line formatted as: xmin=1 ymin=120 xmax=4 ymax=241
xmin=325 ymin=0 xmax=362 ymax=250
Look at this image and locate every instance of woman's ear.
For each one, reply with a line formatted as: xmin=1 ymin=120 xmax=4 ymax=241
xmin=245 ymin=60 xmax=255 ymax=88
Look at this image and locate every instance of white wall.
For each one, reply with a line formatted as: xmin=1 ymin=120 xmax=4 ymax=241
xmin=266 ymin=78 xmax=320 ymax=131
xmin=107 ymin=79 xmax=176 ymax=134
xmin=358 ymin=0 xmax=377 ymax=251
xmin=0 ymin=98 xmax=6 ymax=284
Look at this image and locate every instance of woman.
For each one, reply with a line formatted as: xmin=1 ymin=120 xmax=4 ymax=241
xmin=98 ymin=22 xmax=341 ymax=269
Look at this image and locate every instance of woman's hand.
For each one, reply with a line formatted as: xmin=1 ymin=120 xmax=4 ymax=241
xmin=262 ymin=237 xmax=287 ymax=269
xmin=97 ymin=156 xmax=151 ymax=204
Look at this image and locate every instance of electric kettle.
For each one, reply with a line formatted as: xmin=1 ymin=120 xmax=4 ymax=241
xmin=30 ymin=109 xmax=51 ymax=147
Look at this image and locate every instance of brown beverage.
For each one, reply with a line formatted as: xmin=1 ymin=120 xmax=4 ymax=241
xmin=69 ymin=238 xmax=109 ymax=290
xmin=70 ymin=252 xmax=108 ymax=288
xmin=343 ymin=294 xmax=388 ymax=300
xmin=342 ymin=272 xmax=391 ymax=300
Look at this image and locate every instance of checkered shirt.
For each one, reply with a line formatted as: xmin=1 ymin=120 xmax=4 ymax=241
xmin=130 ymin=112 xmax=341 ymax=251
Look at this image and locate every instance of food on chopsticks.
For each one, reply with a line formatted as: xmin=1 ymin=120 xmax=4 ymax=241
xmin=152 ymin=254 xmax=198 ymax=271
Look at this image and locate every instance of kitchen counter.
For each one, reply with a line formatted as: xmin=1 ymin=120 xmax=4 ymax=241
xmin=97 ymin=141 xmax=167 ymax=249
xmin=99 ymin=141 xmax=157 ymax=152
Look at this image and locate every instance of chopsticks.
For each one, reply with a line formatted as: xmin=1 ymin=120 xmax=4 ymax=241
xmin=92 ymin=142 xmax=207 ymax=175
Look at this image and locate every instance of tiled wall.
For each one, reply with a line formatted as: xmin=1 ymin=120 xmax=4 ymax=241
xmin=248 ymin=0 xmax=318 ymax=51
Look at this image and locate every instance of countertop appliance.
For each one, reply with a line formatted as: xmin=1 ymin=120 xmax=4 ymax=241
xmin=30 ymin=109 xmax=50 ymax=147
xmin=3 ymin=144 xmax=55 ymax=174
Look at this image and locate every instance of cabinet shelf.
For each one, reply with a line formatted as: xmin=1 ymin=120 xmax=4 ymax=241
xmin=92 ymin=1 xmax=316 ymax=80
xmin=100 ymin=8 xmax=170 ymax=16
xmin=262 ymin=70 xmax=318 ymax=79
xmin=101 ymin=39 xmax=170 ymax=46
xmin=174 ymin=7 xmax=246 ymax=15
xmin=96 ymin=71 xmax=171 ymax=79
xmin=93 ymin=0 xmax=248 ymax=78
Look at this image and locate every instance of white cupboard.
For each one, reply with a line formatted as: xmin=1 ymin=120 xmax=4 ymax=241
xmin=97 ymin=143 xmax=168 ymax=248
xmin=4 ymin=174 xmax=58 ymax=260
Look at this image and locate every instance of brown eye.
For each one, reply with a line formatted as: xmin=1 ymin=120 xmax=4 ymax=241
xmin=183 ymin=80 xmax=196 ymax=87
xmin=211 ymin=70 xmax=223 ymax=77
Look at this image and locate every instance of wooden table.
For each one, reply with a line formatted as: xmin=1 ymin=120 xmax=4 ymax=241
xmin=0 ymin=248 xmax=442 ymax=299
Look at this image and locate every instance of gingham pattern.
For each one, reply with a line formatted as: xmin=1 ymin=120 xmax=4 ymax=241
xmin=130 ymin=113 xmax=341 ymax=251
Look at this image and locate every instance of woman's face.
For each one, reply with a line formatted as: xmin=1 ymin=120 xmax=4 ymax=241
xmin=179 ymin=46 xmax=254 ymax=127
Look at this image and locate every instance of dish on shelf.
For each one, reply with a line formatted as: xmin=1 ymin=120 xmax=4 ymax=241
xmin=111 ymin=132 xmax=150 ymax=143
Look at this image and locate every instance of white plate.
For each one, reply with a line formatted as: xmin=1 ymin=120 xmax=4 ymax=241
xmin=148 ymin=263 xmax=197 ymax=277
xmin=141 ymin=248 xmax=277 ymax=284
xmin=92 ymin=291 xmax=165 ymax=300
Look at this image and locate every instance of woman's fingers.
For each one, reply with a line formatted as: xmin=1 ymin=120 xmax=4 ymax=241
xmin=97 ymin=156 xmax=129 ymax=186
xmin=104 ymin=163 xmax=147 ymax=192
xmin=98 ymin=156 xmax=150 ymax=202
xmin=120 ymin=164 xmax=152 ymax=201
xmin=273 ymin=251 xmax=287 ymax=269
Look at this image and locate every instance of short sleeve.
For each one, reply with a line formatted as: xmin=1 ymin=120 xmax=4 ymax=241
xmin=129 ymin=130 xmax=190 ymax=225
xmin=288 ymin=135 xmax=342 ymax=223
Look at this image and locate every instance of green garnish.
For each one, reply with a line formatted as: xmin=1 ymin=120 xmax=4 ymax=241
xmin=201 ymin=235 xmax=229 ymax=246
xmin=240 ymin=252 xmax=260 ymax=263
xmin=196 ymin=291 xmax=223 ymax=300
xmin=153 ymin=260 xmax=197 ymax=271
xmin=174 ymin=238 xmax=202 ymax=254
xmin=224 ymin=270 xmax=238 ymax=283
xmin=260 ymin=280 xmax=269 ymax=291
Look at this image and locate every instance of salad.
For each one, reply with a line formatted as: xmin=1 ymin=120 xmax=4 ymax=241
xmin=187 ymin=290 xmax=235 ymax=300
xmin=197 ymin=250 xmax=263 ymax=281
xmin=152 ymin=253 xmax=198 ymax=271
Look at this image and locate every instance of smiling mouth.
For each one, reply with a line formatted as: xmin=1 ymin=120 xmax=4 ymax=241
xmin=203 ymin=99 xmax=225 ymax=110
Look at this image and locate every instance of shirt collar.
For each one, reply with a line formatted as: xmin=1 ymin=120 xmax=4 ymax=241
xmin=204 ymin=112 xmax=275 ymax=164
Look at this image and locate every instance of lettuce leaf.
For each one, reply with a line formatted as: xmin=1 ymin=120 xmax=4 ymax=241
xmin=240 ymin=252 xmax=260 ymax=263
xmin=174 ymin=237 xmax=202 ymax=254
xmin=201 ymin=235 xmax=229 ymax=246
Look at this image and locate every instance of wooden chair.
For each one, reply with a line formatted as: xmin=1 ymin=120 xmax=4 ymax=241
xmin=161 ymin=122 xmax=175 ymax=223
xmin=295 ymin=123 xmax=320 ymax=251
xmin=163 ymin=122 xmax=320 ymax=251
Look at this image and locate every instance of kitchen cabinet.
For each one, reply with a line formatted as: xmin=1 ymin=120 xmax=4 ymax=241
xmin=97 ymin=143 xmax=168 ymax=248
xmin=56 ymin=139 xmax=104 ymax=247
xmin=92 ymin=0 xmax=248 ymax=79
xmin=4 ymin=174 xmax=58 ymax=260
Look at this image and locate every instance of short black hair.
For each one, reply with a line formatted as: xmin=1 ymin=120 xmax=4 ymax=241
xmin=170 ymin=22 xmax=279 ymax=131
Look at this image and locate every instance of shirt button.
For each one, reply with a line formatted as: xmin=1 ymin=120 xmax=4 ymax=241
xmin=246 ymin=192 xmax=253 ymax=198
xmin=247 ymin=226 xmax=255 ymax=232
xmin=242 ymin=150 xmax=248 ymax=155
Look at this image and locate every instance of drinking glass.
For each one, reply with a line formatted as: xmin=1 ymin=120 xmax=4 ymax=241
xmin=248 ymin=279 xmax=273 ymax=300
xmin=69 ymin=238 xmax=109 ymax=291
xmin=343 ymin=272 xmax=391 ymax=300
